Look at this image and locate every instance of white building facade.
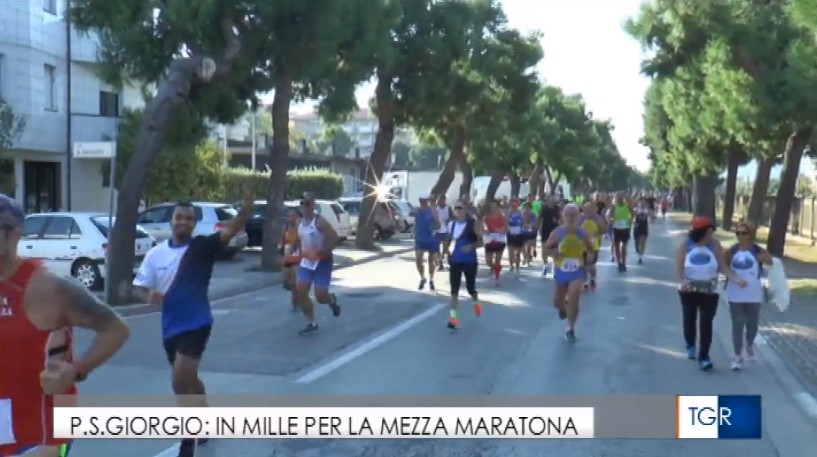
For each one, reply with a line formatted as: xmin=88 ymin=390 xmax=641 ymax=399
xmin=0 ymin=0 xmax=143 ymax=213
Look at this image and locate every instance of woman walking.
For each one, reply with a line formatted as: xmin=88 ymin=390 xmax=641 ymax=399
xmin=676 ymin=216 xmax=742 ymax=371
xmin=446 ymin=201 xmax=484 ymax=329
xmin=724 ymin=221 xmax=772 ymax=370
xmin=483 ymin=201 xmax=507 ymax=285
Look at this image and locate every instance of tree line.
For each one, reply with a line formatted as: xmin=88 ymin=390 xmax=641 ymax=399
xmin=628 ymin=0 xmax=817 ymax=257
xmin=70 ymin=0 xmax=644 ymax=304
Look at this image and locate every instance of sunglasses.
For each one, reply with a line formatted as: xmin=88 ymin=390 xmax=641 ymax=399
xmin=454 ymin=206 xmax=464 ymax=210
xmin=735 ymin=231 xmax=749 ymax=236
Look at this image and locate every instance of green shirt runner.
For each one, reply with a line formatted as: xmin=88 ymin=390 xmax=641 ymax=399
xmin=532 ymin=200 xmax=544 ymax=216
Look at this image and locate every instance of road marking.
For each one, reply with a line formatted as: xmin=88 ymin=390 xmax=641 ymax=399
xmin=153 ymin=444 xmax=179 ymax=457
xmin=294 ymin=303 xmax=446 ymax=383
xmin=794 ymin=391 xmax=817 ymax=419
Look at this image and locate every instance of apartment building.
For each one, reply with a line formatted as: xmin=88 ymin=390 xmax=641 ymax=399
xmin=0 ymin=0 xmax=142 ymax=213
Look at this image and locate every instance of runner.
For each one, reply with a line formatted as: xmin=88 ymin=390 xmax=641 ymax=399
xmin=580 ymin=202 xmax=605 ymax=290
xmin=506 ymin=198 xmax=525 ymax=272
xmin=610 ymin=192 xmax=634 ymax=272
xmin=414 ymin=195 xmax=440 ymax=290
xmin=282 ymin=207 xmax=301 ymax=311
xmin=446 ymin=200 xmax=484 ymax=330
xmin=646 ymin=193 xmax=657 ymax=221
xmin=633 ymin=197 xmax=650 ymax=265
xmin=539 ymin=196 xmax=560 ymax=276
xmin=522 ymin=202 xmax=538 ymax=265
xmin=292 ymin=192 xmax=342 ymax=335
xmin=483 ymin=201 xmax=507 ymax=285
xmin=594 ymin=192 xmax=606 ymax=218
xmin=724 ymin=221 xmax=772 ymax=370
xmin=543 ymin=204 xmax=596 ymax=342
xmin=660 ymin=196 xmax=669 ymax=219
xmin=528 ymin=194 xmax=541 ymax=258
xmin=0 ymin=195 xmax=129 ymax=457
xmin=676 ymin=215 xmax=739 ymax=371
xmin=435 ymin=195 xmax=454 ymax=272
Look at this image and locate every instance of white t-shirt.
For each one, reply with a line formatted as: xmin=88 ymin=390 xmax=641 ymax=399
xmin=726 ymin=248 xmax=764 ymax=303
xmin=683 ymin=244 xmax=719 ymax=281
xmin=437 ymin=206 xmax=451 ymax=233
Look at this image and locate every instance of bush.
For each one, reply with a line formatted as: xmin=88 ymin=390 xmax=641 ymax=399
xmin=218 ymin=167 xmax=344 ymax=202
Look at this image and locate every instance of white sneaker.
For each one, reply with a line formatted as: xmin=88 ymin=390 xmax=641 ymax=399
xmin=731 ymin=356 xmax=743 ymax=371
xmin=745 ymin=345 xmax=756 ymax=363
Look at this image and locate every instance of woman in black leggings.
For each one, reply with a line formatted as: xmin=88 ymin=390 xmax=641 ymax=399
xmin=446 ymin=201 xmax=483 ymax=330
xmin=676 ymin=215 xmax=741 ymax=371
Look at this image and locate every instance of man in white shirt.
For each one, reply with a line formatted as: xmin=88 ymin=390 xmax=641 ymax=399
xmin=435 ymin=194 xmax=454 ymax=270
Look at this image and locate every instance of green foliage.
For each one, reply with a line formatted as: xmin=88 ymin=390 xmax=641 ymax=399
xmin=317 ymin=126 xmax=354 ymax=156
xmin=220 ymin=167 xmax=344 ymax=201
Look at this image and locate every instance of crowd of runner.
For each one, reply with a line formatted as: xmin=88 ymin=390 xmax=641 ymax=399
xmin=5 ymin=183 xmax=776 ymax=457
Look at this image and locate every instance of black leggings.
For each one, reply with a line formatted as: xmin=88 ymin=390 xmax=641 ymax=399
xmin=449 ymin=262 xmax=478 ymax=298
xmin=679 ymin=291 xmax=719 ymax=360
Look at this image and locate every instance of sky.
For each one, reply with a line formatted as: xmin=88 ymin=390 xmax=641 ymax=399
xmin=283 ymin=0 xmax=653 ymax=171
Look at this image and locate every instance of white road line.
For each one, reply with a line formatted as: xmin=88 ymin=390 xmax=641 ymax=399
xmin=153 ymin=444 xmax=179 ymax=457
xmin=294 ymin=303 xmax=446 ymax=383
xmin=794 ymin=391 xmax=817 ymax=419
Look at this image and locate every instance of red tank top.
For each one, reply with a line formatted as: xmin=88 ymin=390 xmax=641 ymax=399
xmin=485 ymin=214 xmax=505 ymax=233
xmin=0 ymin=259 xmax=75 ymax=453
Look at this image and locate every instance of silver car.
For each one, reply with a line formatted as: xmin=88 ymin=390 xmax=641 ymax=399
xmin=137 ymin=202 xmax=249 ymax=259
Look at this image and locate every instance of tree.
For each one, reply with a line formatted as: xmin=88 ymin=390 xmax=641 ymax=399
xmin=317 ymin=126 xmax=354 ymax=156
xmin=0 ymin=99 xmax=26 ymax=194
xmin=391 ymin=141 xmax=412 ymax=167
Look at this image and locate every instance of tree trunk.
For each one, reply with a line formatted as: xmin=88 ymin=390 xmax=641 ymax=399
xmin=509 ymin=172 xmax=521 ymax=198
xmin=356 ymin=75 xmax=395 ymax=249
xmin=458 ymin=158 xmax=473 ymax=200
xmin=528 ymin=162 xmax=542 ymax=198
xmin=747 ymin=157 xmax=773 ymax=226
xmin=721 ymin=148 xmax=742 ymax=230
xmin=543 ymin=165 xmax=554 ymax=194
xmin=259 ymin=75 xmax=293 ymax=271
xmin=553 ymin=171 xmax=563 ymax=196
xmin=692 ymin=172 xmax=718 ymax=221
xmin=485 ymin=170 xmax=504 ymax=202
xmin=767 ymin=126 xmax=813 ymax=256
xmin=430 ymin=125 xmax=464 ymax=197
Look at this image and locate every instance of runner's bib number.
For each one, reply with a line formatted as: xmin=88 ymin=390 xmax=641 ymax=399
xmin=0 ymin=398 xmax=16 ymax=445
xmin=508 ymin=226 xmax=522 ymax=235
xmin=613 ymin=220 xmax=629 ymax=229
xmin=300 ymin=257 xmax=320 ymax=270
xmin=560 ymin=258 xmax=581 ymax=272
xmin=484 ymin=233 xmax=506 ymax=244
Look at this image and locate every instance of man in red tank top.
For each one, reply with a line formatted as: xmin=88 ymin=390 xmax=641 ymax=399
xmin=0 ymin=195 xmax=130 ymax=457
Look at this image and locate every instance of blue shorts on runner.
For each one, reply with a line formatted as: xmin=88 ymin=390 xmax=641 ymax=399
xmin=415 ymin=239 xmax=440 ymax=252
xmin=554 ymin=267 xmax=585 ymax=284
xmin=297 ymin=257 xmax=333 ymax=288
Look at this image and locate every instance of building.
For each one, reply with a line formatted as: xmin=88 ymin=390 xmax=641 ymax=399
xmin=0 ymin=0 xmax=143 ymax=213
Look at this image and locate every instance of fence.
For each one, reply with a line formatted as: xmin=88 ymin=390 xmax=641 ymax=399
xmin=717 ymin=195 xmax=817 ymax=240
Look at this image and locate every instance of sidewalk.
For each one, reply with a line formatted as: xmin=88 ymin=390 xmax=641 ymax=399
xmin=669 ymin=212 xmax=817 ymax=396
xmin=116 ymin=239 xmax=415 ymax=315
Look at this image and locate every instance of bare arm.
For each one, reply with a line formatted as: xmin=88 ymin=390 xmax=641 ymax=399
xmin=317 ymin=217 xmax=338 ymax=257
xmin=29 ymin=270 xmax=130 ymax=378
xmin=219 ymin=192 xmax=253 ymax=244
xmin=676 ymin=242 xmax=687 ymax=283
xmin=543 ymin=231 xmax=559 ymax=258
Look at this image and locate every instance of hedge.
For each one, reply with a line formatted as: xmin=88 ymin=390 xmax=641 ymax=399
xmin=217 ymin=167 xmax=344 ymax=202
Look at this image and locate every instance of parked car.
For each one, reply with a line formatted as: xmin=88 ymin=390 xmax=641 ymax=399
xmin=236 ymin=201 xmax=290 ymax=247
xmin=284 ymin=199 xmax=352 ymax=240
xmin=137 ymin=202 xmax=248 ymax=259
xmin=388 ymin=199 xmax=415 ymax=233
xmin=338 ymin=197 xmax=399 ymax=240
xmin=19 ymin=213 xmax=155 ymax=290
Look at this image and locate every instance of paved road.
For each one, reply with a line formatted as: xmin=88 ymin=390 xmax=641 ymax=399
xmin=71 ymin=220 xmax=817 ymax=456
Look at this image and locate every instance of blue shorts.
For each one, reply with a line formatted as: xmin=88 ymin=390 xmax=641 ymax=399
xmin=435 ymin=232 xmax=451 ymax=243
xmin=415 ymin=239 xmax=439 ymax=252
xmin=297 ymin=256 xmax=333 ymax=288
xmin=554 ymin=268 xmax=585 ymax=284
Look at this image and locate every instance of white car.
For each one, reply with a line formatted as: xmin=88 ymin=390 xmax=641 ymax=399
xmin=19 ymin=213 xmax=155 ymax=290
xmin=388 ymin=199 xmax=415 ymax=232
xmin=137 ymin=202 xmax=249 ymax=259
xmin=285 ymin=199 xmax=352 ymax=240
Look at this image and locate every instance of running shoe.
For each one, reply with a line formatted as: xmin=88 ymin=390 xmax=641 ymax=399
xmin=329 ymin=293 xmax=341 ymax=317
xmin=565 ymin=329 xmax=576 ymax=343
xmin=589 ymin=278 xmax=597 ymax=289
xmin=418 ymin=278 xmax=427 ymax=290
xmin=299 ymin=323 xmax=319 ymax=335
xmin=542 ymin=265 xmax=550 ymax=276
xmin=686 ymin=346 xmax=697 ymax=360
xmin=745 ymin=345 xmax=756 ymax=363
xmin=730 ymin=356 xmax=743 ymax=371
xmin=429 ymin=280 xmax=436 ymax=291
xmin=558 ymin=307 xmax=567 ymax=320
xmin=699 ymin=359 xmax=713 ymax=371
xmin=638 ymin=256 xmax=643 ymax=265
xmin=447 ymin=317 xmax=459 ymax=329
xmin=473 ymin=302 xmax=483 ymax=317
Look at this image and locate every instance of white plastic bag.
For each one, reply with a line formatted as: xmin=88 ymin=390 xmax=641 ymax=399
xmin=766 ymin=257 xmax=791 ymax=312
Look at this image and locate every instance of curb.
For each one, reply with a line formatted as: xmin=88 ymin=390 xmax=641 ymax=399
xmin=666 ymin=213 xmax=817 ymax=420
xmin=116 ymin=246 xmax=414 ymax=317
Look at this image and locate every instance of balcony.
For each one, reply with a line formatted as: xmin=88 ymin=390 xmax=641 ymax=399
xmin=71 ymin=114 xmax=118 ymax=143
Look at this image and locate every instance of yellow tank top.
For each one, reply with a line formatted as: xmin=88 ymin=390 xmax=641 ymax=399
xmin=581 ymin=217 xmax=601 ymax=249
xmin=557 ymin=230 xmax=586 ymax=271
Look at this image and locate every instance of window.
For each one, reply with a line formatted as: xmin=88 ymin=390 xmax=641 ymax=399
xmin=138 ymin=207 xmax=171 ymax=224
xmin=342 ymin=201 xmax=361 ymax=214
xmin=43 ymin=0 xmax=56 ymax=14
xmin=22 ymin=217 xmax=48 ymax=239
xmin=42 ymin=217 xmax=82 ymax=240
xmin=99 ymin=91 xmax=119 ymax=116
xmin=44 ymin=65 xmax=56 ymax=111
xmin=331 ymin=203 xmax=345 ymax=217
xmin=215 ymin=206 xmax=237 ymax=221
xmin=92 ymin=217 xmax=150 ymax=239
